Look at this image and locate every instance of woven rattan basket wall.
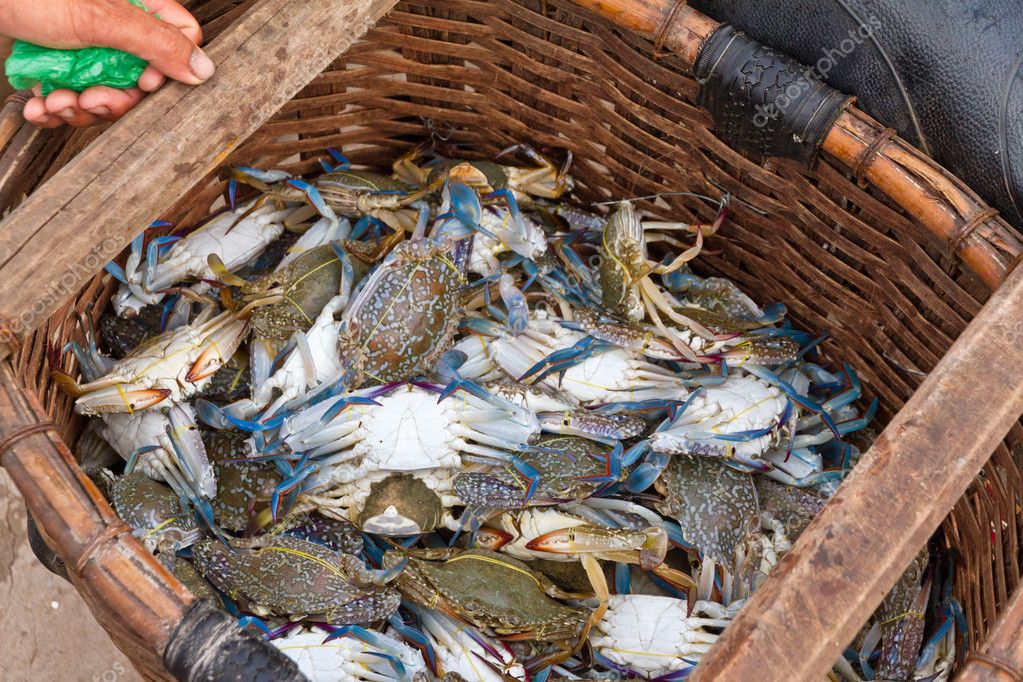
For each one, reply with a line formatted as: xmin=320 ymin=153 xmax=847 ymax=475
xmin=2 ymin=0 xmax=1023 ymax=679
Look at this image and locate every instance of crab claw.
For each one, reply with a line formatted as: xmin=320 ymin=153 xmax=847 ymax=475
xmin=325 ymin=147 xmax=351 ymax=170
xmin=164 ymin=404 xmax=216 ymax=499
xmin=76 ymin=386 xmax=171 ymax=415
xmin=185 ymin=315 xmax=249 ymax=383
xmin=525 ymin=525 xmax=667 ymax=570
xmin=474 ymin=526 xmax=515 ymax=550
xmin=498 ymin=273 xmax=528 ymax=336
xmin=624 ymin=450 xmax=670 ymax=493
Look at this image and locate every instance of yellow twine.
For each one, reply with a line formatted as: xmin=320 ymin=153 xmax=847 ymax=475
xmin=444 ymin=554 xmax=541 ymax=589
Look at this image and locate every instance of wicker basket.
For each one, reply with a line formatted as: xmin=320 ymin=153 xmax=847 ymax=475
xmin=2 ymin=0 xmax=1023 ymax=679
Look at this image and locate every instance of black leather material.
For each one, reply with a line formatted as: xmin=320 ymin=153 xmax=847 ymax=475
xmin=694 ymin=25 xmax=852 ymax=169
xmin=690 ymin=0 xmax=1023 ymax=229
xmin=163 ymin=600 xmax=305 ymax=682
xmin=25 ymin=511 xmax=69 ymax=582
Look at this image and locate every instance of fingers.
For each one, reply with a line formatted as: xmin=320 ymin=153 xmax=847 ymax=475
xmin=78 ymin=86 xmax=144 ymax=118
xmin=23 ymin=97 xmax=62 ymax=128
xmin=89 ymin=0 xmax=213 ymax=86
xmin=43 ymin=89 xmax=99 ymax=127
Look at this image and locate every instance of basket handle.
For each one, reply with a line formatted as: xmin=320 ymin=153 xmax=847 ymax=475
xmin=0 ymin=361 xmax=304 ymax=679
xmin=570 ymin=0 xmax=1022 ymax=290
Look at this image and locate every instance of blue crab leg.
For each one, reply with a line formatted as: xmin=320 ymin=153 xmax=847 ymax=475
xmin=517 ymin=337 xmax=609 ymax=384
xmin=124 ymin=445 xmax=160 ymax=476
xmin=104 ymin=260 xmax=129 ymax=284
xmin=237 ymin=615 xmax=273 ymax=637
xmin=350 ymin=215 xmax=387 ymax=241
xmin=318 ymin=395 xmax=383 ymax=425
xmin=615 ymin=563 xmax=632 ymax=594
xmin=284 ymin=178 xmax=338 ymax=226
xmin=227 ymin=176 xmax=238 ymax=209
xmin=742 ymin=363 xmax=841 ymax=437
xmin=461 ymin=450 xmax=542 ymax=504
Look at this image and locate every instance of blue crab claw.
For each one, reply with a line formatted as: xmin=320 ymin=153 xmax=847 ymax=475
xmin=143 ymin=236 xmax=181 ymax=291
xmin=196 ymin=399 xmax=280 ymax=432
xmin=533 ymin=667 xmax=553 ymax=682
xmin=822 ymin=362 xmax=863 ymax=412
xmin=512 ymin=455 xmax=542 ymax=502
xmin=624 ymin=450 xmax=671 ymax=493
xmin=433 ymin=350 xmax=468 ymax=384
xmin=227 ymin=177 xmax=238 ymax=209
xmin=743 ymin=364 xmax=841 ymax=438
xmin=457 ymin=316 xmax=504 ymax=338
xmin=388 ymin=613 xmax=437 ymax=673
xmin=104 ymin=260 xmax=129 ymax=284
xmin=622 ymin=440 xmax=650 ymax=468
xmin=498 ymin=274 xmax=528 ymax=335
xmin=576 ymin=441 xmax=624 ymax=483
xmin=835 ymin=397 xmax=878 ymax=436
xmin=166 ymin=405 xmax=216 ymax=498
xmin=326 ymin=147 xmax=351 ymax=170
xmin=237 ymin=615 xmax=273 ymax=637
xmin=350 ymin=215 xmax=387 ymax=241
xmin=518 ymin=336 xmax=605 ymax=384
xmin=285 ymin=178 xmax=338 ymax=223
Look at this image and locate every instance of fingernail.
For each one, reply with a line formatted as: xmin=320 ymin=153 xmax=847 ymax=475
xmin=189 ymin=47 xmax=215 ymax=82
xmin=57 ymin=108 xmax=75 ymax=120
xmin=88 ymin=106 xmax=111 ymax=117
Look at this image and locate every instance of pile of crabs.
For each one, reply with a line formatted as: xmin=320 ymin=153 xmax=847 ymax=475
xmin=61 ymin=145 xmax=960 ymax=681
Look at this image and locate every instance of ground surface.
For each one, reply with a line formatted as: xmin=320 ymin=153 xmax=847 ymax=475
xmin=0 ymin=468 xmax=140 ymax=682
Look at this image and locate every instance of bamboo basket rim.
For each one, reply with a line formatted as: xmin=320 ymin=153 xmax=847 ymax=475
xmin=1 ymin=1 xmax=1022 ymax=679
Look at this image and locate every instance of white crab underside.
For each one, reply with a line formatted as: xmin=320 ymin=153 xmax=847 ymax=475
xmin=591 ymin=594 xmax=736 ymax=679
xmin=650 ymin=374 xmax=786 ymax=458
xmin=271 ymin=628 xmax=427 ymax=682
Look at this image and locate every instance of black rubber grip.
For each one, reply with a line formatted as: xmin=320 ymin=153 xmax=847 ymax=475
xmin=163 ymin=600 xmax=306 ymax=682
xmin=26 ymin=511 xmax=69 ymax=582
xmin=695 ymin=24 xmax=852 ymax=169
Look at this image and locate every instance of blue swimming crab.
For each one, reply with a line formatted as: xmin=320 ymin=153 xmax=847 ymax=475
xmin=383 ymin=548 xmax=595 ymax=668
xmin=191 ymin=535 xmax=401 ymax=624
xmin=281 ymin=381 xmax=540 ymax=535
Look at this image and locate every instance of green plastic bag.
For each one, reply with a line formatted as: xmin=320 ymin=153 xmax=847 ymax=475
xmin=5 ymin=0 xmax=153 ymax=95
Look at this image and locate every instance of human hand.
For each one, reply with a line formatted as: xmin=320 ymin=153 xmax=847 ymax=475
xmin=0 ymin=0 xmax=213 ymax=127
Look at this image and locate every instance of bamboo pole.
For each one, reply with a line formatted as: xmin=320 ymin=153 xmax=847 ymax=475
xmin=568 ymin=0 xmax=1021 ymax=289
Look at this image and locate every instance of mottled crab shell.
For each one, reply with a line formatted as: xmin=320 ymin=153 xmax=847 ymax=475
xmin=191 ymin=536 xmax=400 ymax=623
xmin=250 ymin=243 xmax=343 ymax=347
xmin=108 ymin=469 xmax=198 ymax=548
xmin=654 ymin=455 xmax=759 ymax=567
xmin=454 ymin=435 xmax=614 ymax=509
xmin=340 ymin=240 xmax=462 ymax=385
xmin=754 ymin=477 xmax=827 ymax=541
xmin=388 ymin=549 xmax=589 ymax=641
